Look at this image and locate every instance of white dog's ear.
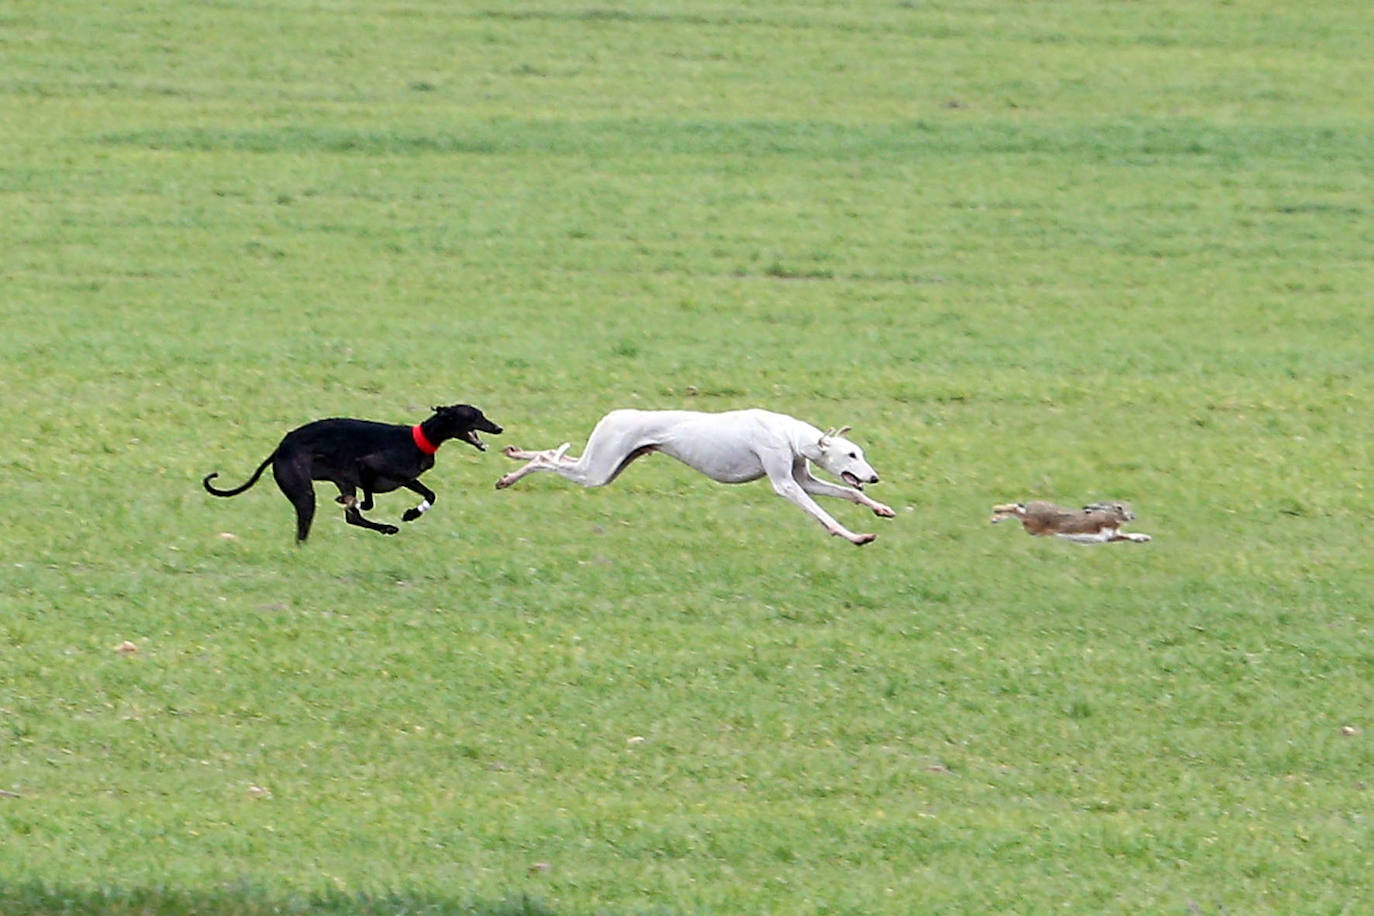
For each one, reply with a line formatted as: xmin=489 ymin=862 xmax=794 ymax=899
xmin=835 ymin=425 xmax=852 ymax=438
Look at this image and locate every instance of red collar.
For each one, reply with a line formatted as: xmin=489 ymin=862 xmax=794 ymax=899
xmin=411 ymin=424 xmax=438 ymax=455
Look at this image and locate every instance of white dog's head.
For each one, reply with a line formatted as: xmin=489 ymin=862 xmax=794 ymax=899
xmin=815 ymin=426 xmax=880 ymax=489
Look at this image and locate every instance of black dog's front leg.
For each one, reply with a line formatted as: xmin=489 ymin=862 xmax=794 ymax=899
xmin=401 ymin=480 xmax=437 ymax=522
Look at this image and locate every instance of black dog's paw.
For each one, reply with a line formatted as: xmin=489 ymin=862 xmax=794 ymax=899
xmin=379 ymin=524 xmax=400 ymax=535
xmin=402 ymin=508 xmax=421 ymax=522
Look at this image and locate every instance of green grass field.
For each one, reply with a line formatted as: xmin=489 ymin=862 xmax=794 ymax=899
xmin=3 ymin=1 xmax=1371 ymax=912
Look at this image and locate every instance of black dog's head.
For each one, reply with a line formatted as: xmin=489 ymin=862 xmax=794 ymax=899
xmin=430 ymin=404 xmax=503 ymax=451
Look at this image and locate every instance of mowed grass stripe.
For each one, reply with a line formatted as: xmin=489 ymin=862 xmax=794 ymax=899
xmin=91 ymin=119 xmax=1374 ymax=164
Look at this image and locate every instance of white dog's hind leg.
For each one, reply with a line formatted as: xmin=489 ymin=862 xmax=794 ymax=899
xmin=793 ymin=465 xmax=895 ymax=518
xmin=529 ymin=414 xmax=663 ymax=487
xmin=495 ymin=444 xmax=571 ymax=489
xmin=547 ymin=444 xmax=655 ymax=487
xmin=494 ymin=458 xmax=542 ymax=489
xmin=496 ymin=415 xmax=655 ymax=490
xmin=500 ymin=445 xmax=556 ymax=462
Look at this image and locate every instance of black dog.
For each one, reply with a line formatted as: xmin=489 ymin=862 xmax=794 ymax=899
xmin=203 ymin=404 xmax=502 ymax=542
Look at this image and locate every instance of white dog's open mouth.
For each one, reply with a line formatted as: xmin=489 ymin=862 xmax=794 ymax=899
xmin=841 ymin=471 xmax=864 ymax=489
xmin=464 ymin=431 xmax=488 ymax=451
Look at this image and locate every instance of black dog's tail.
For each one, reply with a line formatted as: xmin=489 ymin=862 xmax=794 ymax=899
xmin=203 ymin=452 xmax=276 ymax=497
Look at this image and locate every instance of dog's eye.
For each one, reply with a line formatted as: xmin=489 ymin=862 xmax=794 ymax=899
xmin=848 ymin=452 xmax=858 ymax=459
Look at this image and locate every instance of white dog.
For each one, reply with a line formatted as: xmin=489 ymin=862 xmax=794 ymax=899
xmin=495 ymin=408 xmax=895 ymax=544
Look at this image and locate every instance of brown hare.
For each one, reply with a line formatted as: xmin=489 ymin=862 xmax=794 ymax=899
xmin=990 ymin=500 xmax=1151 ymax=544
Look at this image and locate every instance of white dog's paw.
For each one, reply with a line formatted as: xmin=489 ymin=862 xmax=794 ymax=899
xmin=1126 ymin=532 xmax=1152 ymax=543
xmin=872 ymin=502 xmax=896 ymax=518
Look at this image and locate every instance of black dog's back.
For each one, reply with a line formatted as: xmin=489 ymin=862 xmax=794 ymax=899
xmin=288 ymin=417 xmax=403 ymax=444
xmin=203 ymin=404 xmax=501 ymax=542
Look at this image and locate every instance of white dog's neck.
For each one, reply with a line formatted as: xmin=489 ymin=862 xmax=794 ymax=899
xmin=793 ymin=423 xmax=828 ymax=464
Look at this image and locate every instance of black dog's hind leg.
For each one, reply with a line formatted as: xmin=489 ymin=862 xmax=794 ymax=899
xmin=333 ymin=485 xmax=374 ymax=511
xmin=273 ymin=454 xmax=317 ymax=543
xmin=335 ymin=485 xmax=399 ymax=536
xmin=345 ymin=501 xmax=399 ymax=536
xmin=355 ymin=464 xmax=379 ymax=510
xmin=401 ymin=480 xmax=438 ymax=523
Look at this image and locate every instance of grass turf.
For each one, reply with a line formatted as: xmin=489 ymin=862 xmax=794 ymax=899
xmin=2 ymin=1 xmax=1371 ymax=913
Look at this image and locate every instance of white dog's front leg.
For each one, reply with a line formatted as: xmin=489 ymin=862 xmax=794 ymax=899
xmin=769 ymin=474 xmax=876 ymax=545
xmin=793 ymin=465 xmax=895 ymax=518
